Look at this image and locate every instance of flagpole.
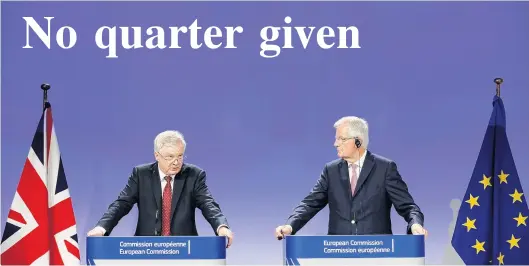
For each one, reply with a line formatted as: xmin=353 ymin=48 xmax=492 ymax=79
xmin=494 ymin=78 xmax=503 ymax=97
xmin=41 ymin=83 xmax=50 ymax=109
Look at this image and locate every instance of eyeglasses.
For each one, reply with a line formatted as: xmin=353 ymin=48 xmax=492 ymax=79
xmin=335 ymin=137 xmax=353 ymax=144
xmin=157 ymin=152 xmax=186 ymax=163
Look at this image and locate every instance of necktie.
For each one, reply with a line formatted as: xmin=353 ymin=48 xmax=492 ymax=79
xmin=161 ymin=176 xmax=172 ymax=236
xmin=350 ymin=164 xmax=358 ymax=196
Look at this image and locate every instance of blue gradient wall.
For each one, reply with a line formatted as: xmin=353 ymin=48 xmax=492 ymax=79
xmin=2 ymin=1 xmax=529 ymax=265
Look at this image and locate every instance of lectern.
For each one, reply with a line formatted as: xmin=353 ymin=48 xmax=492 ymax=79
xmin=283 ymin=235 xmax=424 ymax=265
xmin=86 ymin=236 xmax=226 ymax=265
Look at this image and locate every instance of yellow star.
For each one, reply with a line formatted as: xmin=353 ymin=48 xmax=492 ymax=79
xmin=472 ymin=239 xmax=486 ymax=254
xmin=497 ymin=252 xmax=504 ymax=265
xmin=506 ymin=234 xmax=520 ymax=249
xmin=509 ymin=189 xmax=524 ymax=203
xmin=462 ymin=217 xmax=477 ymax=232
xmin=514 ymin=212 xmax=528 ymax=227
xmin=498 ymin=170 xmax=509 ymax=184
xmin=466 ymin=194 xmax=480 ymax=209
xmin=479 ymin=174 xmax=492 ymax=190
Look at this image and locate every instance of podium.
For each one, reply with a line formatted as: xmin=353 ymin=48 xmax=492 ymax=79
xmin=283 ymin=235 xmax=424 ymax=265
xmin=86 ymin=236 xmax=226 ymax=265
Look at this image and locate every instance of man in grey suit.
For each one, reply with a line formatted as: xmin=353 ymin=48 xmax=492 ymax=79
xmin=275 ymin=116 xmax=427 ymax=238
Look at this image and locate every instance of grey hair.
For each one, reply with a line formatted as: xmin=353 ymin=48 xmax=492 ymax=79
xmin=154 ymin=130 xmax=187 ymax=152
xmin=334 ymin=116 xmax=369 ymax=149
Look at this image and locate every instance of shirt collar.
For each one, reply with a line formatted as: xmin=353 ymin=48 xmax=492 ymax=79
xmin=158 ymin=166 xmax=176 ymax=181
xmin=348 ymin=149 xmax=367 ymax=169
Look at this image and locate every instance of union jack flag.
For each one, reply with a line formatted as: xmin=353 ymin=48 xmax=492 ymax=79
xmin=1 ymin=102 xmax=80 ymax=265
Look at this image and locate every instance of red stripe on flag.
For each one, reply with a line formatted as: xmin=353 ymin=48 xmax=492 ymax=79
xmin=49 ymin=198 xmax=80 ymax=263
xmin=64 ymin=240 xmax=80 ymax=260
xmin=7 ymin=210 xmax=27 ymax=225
xmin=49 ymin=198 xmax=77 ymax=234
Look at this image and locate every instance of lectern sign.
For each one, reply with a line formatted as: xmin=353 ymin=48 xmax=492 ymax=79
xmin=87 ymin=236 xmax=226 ymax=265
xmin=284 ymin=235 xmax=424 ymax=265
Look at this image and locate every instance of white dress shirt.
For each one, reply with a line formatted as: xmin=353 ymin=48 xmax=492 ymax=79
xmin=159 ymin=167 xmax=175 ymax=194
xmin=347 ymin=150 xmax=367 ymax=182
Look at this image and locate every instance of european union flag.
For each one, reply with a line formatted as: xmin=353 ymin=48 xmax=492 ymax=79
xmin=452 ymin=95 xmax=529 ymax=264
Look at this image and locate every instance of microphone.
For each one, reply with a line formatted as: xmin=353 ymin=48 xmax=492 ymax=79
xmin=353 ymin=209 xmax=357 ymax=235
xmin=154 ymin=209 xmax=160 ymax=236
xmin=353 ymin=200 xmax=364 ymax=235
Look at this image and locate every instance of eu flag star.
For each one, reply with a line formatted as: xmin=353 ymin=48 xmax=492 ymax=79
xmin=513 ymin=212 xmax=527 ymax=227
xmin=498 ymin=170 xmax=509 ymax=184
xmin=506 ymin=234 xmax=520 ymax=249
xmin=472 ymin=239 xmax=486 ymax=254
xmin=462 ymin=217 xmax=477 ymax=232
xmin=509 ymin=189 xmax=524 ymax=203
xmin=465 ymin=194 xmax=480 ymax=209
xmin=479 ymin=174 xmax=492 ymax=190
xmin=497 ymin=252 xmax=505 ymax=265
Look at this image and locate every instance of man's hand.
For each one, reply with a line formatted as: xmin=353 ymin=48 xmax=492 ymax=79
xmin=275 ymin=225 xmax=293 ymax=240
xmin=87 ymin=226 xmax=106 ymax=236
xmin=218 ymin=227 xmax=233 ymax=248
xmin=411 ymin=224 xmax=428 ymax=236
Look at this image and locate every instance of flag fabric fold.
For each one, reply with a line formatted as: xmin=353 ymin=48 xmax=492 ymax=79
xmin=452 ymin=95 xmax=529 ymax=265
xmin=1 ymin=102 xmax=80 ymax=265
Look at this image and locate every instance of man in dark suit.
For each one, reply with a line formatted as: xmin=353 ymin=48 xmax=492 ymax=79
xmin=275 ymin=116 xmax=427 ymax=239
xmin=87 ymin=130 xmax=233 ymax=247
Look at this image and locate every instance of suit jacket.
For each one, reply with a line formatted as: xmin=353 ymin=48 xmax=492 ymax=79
xmin=286 ymin=150 xmax=424 ymax=235
xmin=96 ymin=162 xmax=229 ymax=236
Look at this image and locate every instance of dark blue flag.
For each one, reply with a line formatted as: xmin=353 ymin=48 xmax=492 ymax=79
xmin=451 ymin=95 xmax=528 ymax=264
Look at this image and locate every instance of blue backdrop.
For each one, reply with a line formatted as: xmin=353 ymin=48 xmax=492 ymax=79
xmin=2 ymin=1 xmax=529 ymax=265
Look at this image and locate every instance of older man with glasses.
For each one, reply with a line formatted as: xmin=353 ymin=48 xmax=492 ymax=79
xmin=87 ymin=130 xmax=233 ymax=248
xmin=275 ymin=116 xmax=426 ymax=239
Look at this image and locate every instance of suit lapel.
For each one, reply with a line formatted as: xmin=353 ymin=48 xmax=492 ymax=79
xmin=339 ymin=160 xmax=352 ymax=201
xmin=151 ymin=165 xmax=162 ymax=212
xmin=170 ymin=165 xmax=187 ymax=220
xmin=352 ymin=151 xmax=374 ymax=198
